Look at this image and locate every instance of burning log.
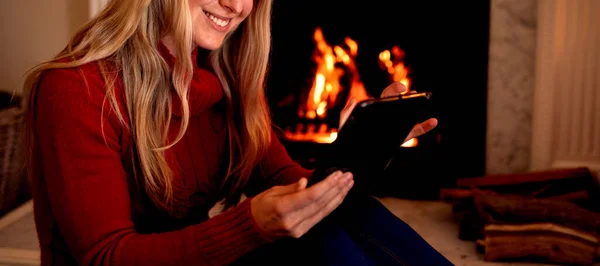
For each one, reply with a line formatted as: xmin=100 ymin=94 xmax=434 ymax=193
xmin=481 ymin=223 xmax=598 ymax=265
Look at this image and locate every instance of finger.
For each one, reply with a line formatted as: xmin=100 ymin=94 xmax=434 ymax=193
xmin=344 ymin=97 xmax=357 ymax=111
xmin=288 ymin=172 xmax=353 ymax=223
xmin=282 ymin=170 xmax=344 ymax=204
xmin=281 ymin=171 xmax=344 ymax=211
xmin=292 ymin=179 xmax=354 ymax=237
xmin=273 ymin=172 xmax=347 ymax=232
xmin=339 ymin=98 xmax=357 ymax=129
xmin=283 ymin=171 xmax=347 ymax=214
xmin=271 ymin=177 xmax=308 ymax=196
xmin=404 ymin=118 xmax=438 ymax=142
xmin=380 ymin=81 xmax=407 ymax=97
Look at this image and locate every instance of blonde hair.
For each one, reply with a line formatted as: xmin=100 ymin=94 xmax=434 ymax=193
xmin=23 ymin=0 xmax=273 ymax=216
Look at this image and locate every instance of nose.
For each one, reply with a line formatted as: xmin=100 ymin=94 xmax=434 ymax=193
xmin=219 ymin=0 xmax=242 ymax=14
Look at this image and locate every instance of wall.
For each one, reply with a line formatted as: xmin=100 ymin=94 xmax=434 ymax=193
xmin=486 ymin=0 xmax=538 ymax=174
xmin=0 ymin=0 xmax=89 ymax=94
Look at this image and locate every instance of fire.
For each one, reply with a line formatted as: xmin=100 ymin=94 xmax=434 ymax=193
xmin=286 ymin=27 xmax=370 ymax=143
xmin=378 ymin=46 xmax=411 ymax=91
xmin=285 ymin=27 xmax=418 ymax=148
xmin=303 ymin=27 xmax=370 ymax=121
xmin=378 ymin=45 xmax=418 ymax=148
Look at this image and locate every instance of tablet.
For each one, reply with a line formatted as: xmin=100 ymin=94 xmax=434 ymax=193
xmin=309 ymin=92 xmax=433 ymax=193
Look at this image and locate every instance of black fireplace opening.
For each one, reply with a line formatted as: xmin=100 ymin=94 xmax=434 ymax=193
xmin=265 ymin=1 xmax=491 ymax=199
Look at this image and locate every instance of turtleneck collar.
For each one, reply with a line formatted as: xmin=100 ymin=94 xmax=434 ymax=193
xmin=157 ymin=41 xmax=223 ymax=117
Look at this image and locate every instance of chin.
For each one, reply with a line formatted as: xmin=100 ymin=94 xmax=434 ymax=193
xmin=194 ymin=34 xmax=226 ymax=51
xmin=195 ymin=42 xmax=221 ymax=51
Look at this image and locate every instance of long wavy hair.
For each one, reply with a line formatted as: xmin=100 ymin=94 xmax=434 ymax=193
xmin=23 ymin=0 xmax=273 ymax=216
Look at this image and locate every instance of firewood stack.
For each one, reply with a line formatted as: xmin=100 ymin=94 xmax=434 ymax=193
xmin=440 ymin=167 xmax=600 ymax=265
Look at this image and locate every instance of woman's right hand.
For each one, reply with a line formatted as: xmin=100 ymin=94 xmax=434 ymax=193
xmin=250 ymin=171 xmax=354 ymax=239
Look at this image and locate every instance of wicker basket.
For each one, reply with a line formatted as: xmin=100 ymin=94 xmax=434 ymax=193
xmin=0 ymin=107 xmax=29 ymax=217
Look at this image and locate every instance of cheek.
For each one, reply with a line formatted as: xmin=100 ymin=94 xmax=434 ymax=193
xmin=188 ymin=0 xmax=201 ymax=14
xmin=188 ymin=0 xmax=210 ymax=23
xmin=241 ymin=0 xmax=254 ymax=18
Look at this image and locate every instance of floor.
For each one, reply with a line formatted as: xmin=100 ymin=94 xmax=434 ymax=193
xmin=0 ymin=198 xmax=588 ymax=266
xmin=375 ymin=198 xmax=558 ymax=266
xmin=0 ymin=201 xmax=39 ymax=266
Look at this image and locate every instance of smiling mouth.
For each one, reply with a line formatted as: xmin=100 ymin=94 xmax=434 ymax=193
xmin=204 ymin=11 xmax=231 ymax=27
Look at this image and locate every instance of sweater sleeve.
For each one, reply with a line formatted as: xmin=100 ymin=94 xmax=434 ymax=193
xmin=33 ymin=66 xmax=271 ymax=266
xmin=256 ymin=129 xmax=315 ymax=187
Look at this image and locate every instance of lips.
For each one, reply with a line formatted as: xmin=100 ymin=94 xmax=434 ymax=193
xmin=204 ymin=11 xmax=230 ymax=27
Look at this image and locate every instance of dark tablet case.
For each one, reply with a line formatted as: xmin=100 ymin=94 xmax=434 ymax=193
xmin=308 ymin=92 xmax=433 ymax=194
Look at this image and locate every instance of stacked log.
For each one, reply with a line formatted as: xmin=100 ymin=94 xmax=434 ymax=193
xmin=441 ymin=167 xmax=600 ymax=265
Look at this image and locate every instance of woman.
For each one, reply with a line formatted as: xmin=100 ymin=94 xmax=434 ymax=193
xmin=23 ymin=0 xmax=449 ymax=265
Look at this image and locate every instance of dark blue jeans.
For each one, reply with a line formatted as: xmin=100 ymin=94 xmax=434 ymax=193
xmin=233 ymin=195 xmax=454 ymax=265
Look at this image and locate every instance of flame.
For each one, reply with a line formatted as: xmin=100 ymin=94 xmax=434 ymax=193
xmin=286 ymin=27 xmax=370 ymax=143
xmin=305 ymin=27 xmax=370 ymax=120
xmin=379 ymin=46 xmax=417 ymax=147
xmin=378 ymin=46 xmax=411 ymax=92
xmin=285 ymin=123 xmax=338 ymax=144
xmin=285 ymin=28 xmax=418 ymax=148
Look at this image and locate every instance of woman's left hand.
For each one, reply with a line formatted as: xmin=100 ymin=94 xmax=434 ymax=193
xmin=339 ymin=81 xmax=438 ymax=143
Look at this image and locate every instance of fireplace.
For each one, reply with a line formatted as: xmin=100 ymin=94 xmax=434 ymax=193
xmin=266 ymin=1 xmax=491 ymax=199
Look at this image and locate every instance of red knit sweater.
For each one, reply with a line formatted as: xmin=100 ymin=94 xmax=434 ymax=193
xmin=29 ymin=44 xmax=313 ymax=266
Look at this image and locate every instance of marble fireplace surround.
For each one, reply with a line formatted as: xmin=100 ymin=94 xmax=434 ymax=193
xmin=485 ymin=0 xmax=537 ymax=175
xmin=486 ymin=0 xmax=600 ymax=176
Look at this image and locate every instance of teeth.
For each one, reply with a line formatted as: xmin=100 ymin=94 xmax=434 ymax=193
xmin=204 ymin=11 xmax=230 ymax=27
